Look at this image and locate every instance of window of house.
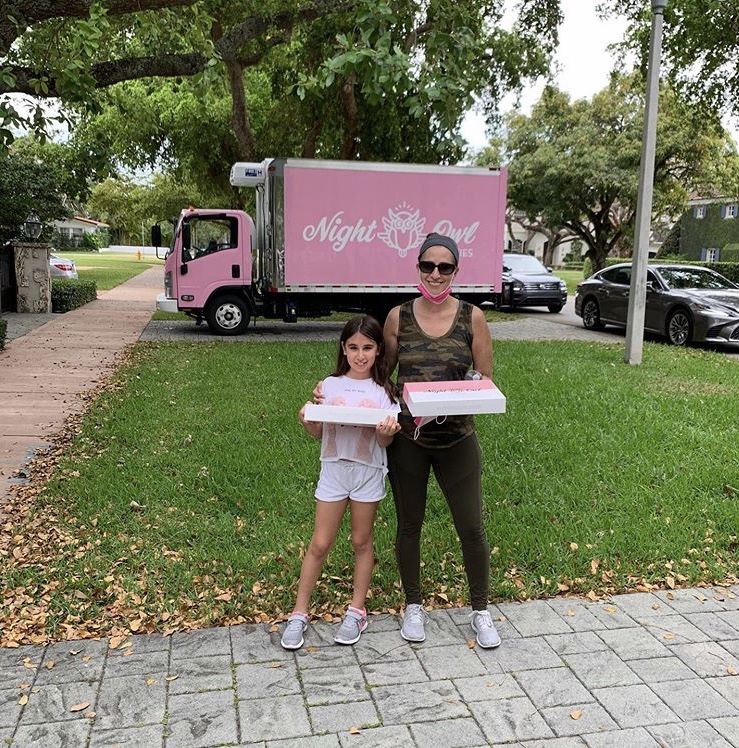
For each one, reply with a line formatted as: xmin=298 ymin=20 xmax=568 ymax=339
xmin=704 ymin=248 xmax=720 ymax=262
xmin=723 ymin=203 xmax=739 ymax=219
xmin=693 ymin=205 xmax=706 ymax=219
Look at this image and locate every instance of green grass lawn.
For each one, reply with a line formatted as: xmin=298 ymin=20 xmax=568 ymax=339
xmin=557 ymin=268 xmax=586 ymax=296
xmin=2 ymin=337 xmax=738 ymax=644
xmin=62 ymin=250 xmax=163 ymax=291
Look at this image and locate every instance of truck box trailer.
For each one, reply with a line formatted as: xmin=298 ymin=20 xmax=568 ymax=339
xmin=153 ymin=158 xmax=507 ymax=335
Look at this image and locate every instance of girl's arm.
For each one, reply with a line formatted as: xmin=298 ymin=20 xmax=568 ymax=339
xmin=470 ymin=305 xmax=493 ymax=379
xmin=299 ymin=402 xmax=323 ymax=440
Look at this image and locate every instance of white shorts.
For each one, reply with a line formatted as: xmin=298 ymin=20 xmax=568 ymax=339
xmin=315 ymin=460 xmax=386 ymax=503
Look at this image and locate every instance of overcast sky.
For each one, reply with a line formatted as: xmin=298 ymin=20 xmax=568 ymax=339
xmin=462 ymin=0 xmax=630 ymax=147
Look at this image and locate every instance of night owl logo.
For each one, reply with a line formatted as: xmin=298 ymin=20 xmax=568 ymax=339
xmin=377 ymin=203 xmax=426 ymax=258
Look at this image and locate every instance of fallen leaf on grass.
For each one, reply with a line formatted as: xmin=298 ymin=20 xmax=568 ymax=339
xmin=70 ymin=702 xmax=90 ymax=712
xmin=570 ymin=709 xmax=582 ymax=720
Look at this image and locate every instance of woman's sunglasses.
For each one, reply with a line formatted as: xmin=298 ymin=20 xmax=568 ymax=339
xmin=418 ymin=260 xmax=457 ymax=276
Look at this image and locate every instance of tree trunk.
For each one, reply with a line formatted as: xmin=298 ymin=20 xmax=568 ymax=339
xmin=340 ymin=73 xmax=359 ymax=160
xmin=225 ymin=59 xmax=256 ymax=161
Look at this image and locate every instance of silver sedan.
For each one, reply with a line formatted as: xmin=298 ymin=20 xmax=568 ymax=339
xmin=574 ymin=263 xmax=739 ymax=347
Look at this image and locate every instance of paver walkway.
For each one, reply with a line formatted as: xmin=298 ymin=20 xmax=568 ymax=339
xmin=2 ymin=269 xmax=739 ymax=747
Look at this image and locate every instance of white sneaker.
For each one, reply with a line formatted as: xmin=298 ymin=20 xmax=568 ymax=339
xmin=470 ymin=609 xmax=501 ymax=649
xmin=401 ymin=603 xmax=427 ymax=642
xmin=281 ymin=612 xmax=309 ymax=650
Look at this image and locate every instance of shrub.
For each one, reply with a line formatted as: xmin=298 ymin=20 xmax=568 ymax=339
xmin=0 ymin=316 xmax=6 ymax=351
xmin=51 ymin=279 xmax=97 ymax=313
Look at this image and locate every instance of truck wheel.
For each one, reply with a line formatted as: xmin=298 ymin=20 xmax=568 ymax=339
xmin=205 ymin=295 xmax=250 ymax=335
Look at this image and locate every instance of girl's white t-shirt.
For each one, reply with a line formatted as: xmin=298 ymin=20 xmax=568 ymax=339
xmin=320 ymin=375 xmax=397 ymax=468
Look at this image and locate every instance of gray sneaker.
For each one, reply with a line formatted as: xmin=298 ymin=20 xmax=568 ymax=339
xmin=401 ymin=603 xmax=427 ymax=642
xmin=281 ymin=612 xmax=309 ymax=650
xmin=470 ymin=609 xmax=501 ymax=649
xmin=334 ymin=607 xmax=368 ymax=645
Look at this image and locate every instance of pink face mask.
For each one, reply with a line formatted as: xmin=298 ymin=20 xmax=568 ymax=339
xmin=417 ymin=282 xmax=452 ymax=304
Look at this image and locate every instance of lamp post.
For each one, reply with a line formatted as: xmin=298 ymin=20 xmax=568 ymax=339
xmin=22 ymin=212 xmax=43 ymax=241
xmin=624 ymin=0 xmax=668 ymax=365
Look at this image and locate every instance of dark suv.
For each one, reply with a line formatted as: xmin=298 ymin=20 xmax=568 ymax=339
xmin=502 ymin=253 xmax=568 ymax=313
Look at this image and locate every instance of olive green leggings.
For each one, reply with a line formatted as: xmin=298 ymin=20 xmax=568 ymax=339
xmin=387 ymin=433 xmax=490 ymax=610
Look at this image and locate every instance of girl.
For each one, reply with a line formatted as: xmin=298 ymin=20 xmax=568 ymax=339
xmin=281 ymin=315 xmax=400 ymax=650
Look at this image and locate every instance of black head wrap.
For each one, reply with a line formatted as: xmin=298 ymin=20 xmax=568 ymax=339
xmin=418 ymin=233 xmax=459 ymax=264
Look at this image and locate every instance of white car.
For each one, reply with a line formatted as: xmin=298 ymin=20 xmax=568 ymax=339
xmin=50 ymin=254 xmax=78 ymax=279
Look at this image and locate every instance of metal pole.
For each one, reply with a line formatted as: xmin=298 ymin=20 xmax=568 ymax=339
xmin=624 ymin=0 xmax=668 ymax=365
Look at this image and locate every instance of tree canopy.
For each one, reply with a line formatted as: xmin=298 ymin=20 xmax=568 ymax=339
xmin=0 ymin=142 xmax=70 ymax=244
xmin=602 ymin=0 xmax=739 ymax=124
xmin=505 ymin=75 xmax=739 ymax=273
xmin=0 ymin=0 xmax=563 ymax=168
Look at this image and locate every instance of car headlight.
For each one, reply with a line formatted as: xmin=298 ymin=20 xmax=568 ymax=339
xmin=693 ymin=301 xmax=737 ymax=317
xmin=513 ymin=281 xmax=524 ymax=291
xmin=559 ymin=281 xmax=567 ymax=291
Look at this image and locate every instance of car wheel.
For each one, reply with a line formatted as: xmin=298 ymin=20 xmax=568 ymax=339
xmin=581 ymin=297 xmax=604 ymax=330
xmin=666 ymin=308 xmax=692 ymax=346
xmin=205 ymin=295 xmax=250 ymax=335
xmin=547 ymin=303 xmax=563 ymax=313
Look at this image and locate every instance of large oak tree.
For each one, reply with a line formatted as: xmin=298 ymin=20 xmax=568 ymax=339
xmin=505 ymin=76 xmax=739 ymax=273
xmin=1 ymin=0 xmax=563 ymax=166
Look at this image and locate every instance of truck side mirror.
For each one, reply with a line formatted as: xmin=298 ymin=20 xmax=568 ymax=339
xmin=151 ymin=224 xmax=161 ymax=247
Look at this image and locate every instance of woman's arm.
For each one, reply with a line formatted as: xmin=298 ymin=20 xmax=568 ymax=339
xmin=470 ymin=306 xmax=493 ymax=379
xmin=383 ymin=306 xmax=400 ymax=375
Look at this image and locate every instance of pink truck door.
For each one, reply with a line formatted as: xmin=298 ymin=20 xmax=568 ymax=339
xmin=175 ymin=213 xmax=249 ymax=309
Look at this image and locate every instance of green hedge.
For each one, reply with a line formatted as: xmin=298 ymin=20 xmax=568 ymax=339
xmin=0 ymin=316 xmax=6 ymax=351
xmin=51 ymin=279 xmax=98 ymax=313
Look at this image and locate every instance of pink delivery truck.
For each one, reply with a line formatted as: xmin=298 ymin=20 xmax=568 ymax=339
xmin=152 ymin=158 xmax=508 ymax=335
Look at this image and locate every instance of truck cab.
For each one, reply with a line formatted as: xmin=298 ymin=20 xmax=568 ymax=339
xmin=157 ymin=207 xmax=256 ymax=334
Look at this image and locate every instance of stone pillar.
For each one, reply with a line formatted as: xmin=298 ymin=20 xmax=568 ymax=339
xmin=14 ymin=242 xmax=51 ymax=313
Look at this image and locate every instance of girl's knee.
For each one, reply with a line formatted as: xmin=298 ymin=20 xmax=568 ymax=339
xmin=308 ymin=536 xmax=334 ymax=560
xmin=351 ymin=532 xmax=373 ymax=553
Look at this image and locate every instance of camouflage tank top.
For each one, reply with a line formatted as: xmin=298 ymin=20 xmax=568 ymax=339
xmin=395 ymin=299 xmax=476 ymax=448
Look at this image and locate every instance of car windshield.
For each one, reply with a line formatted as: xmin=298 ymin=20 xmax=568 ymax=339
xmin=503 ymin=254 xmax=548 ymax=273
xmin=658 ymin=267 xmax=738 ymax=291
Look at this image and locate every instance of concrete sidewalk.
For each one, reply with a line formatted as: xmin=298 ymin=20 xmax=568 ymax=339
xmin=3 ymin=272 xmax=739 ymax=747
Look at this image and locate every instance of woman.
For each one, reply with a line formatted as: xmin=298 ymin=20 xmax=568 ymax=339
xmin=383 ymin=232 xmax=500 ymax=648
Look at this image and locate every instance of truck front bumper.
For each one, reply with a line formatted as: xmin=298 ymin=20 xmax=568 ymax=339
xmin=156 ymin=293 xmax=179 ymax=313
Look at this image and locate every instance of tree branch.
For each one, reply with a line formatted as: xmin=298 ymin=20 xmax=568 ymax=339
xmin=1 ymin=0 xmax=359 ymax=95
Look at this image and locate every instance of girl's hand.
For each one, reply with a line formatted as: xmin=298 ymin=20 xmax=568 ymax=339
xmin=376 ymin=416 xmax=401 ymax=436
xmin=312 ymin=381 xmax=324 ymax=404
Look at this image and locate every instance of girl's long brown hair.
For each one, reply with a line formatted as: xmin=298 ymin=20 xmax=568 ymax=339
xmin=331 ymin=315 xmax=396 ymax=401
